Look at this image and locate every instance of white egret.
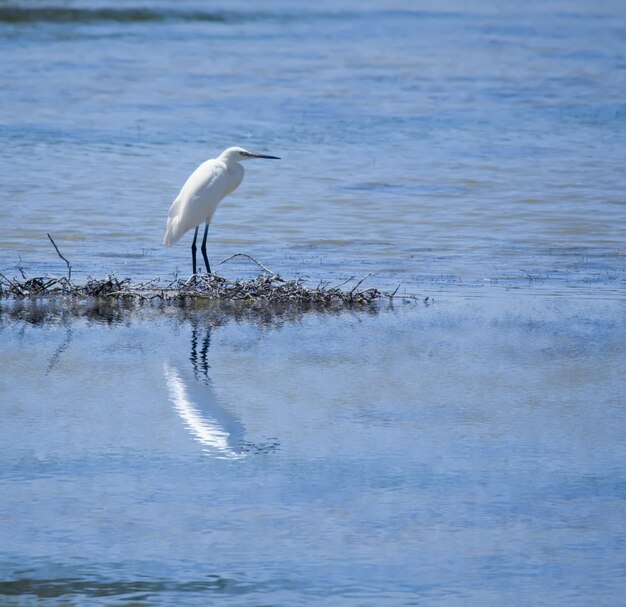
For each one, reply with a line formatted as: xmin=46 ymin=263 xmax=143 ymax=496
xmin=163 ymin=146 xmax=280 ymax=274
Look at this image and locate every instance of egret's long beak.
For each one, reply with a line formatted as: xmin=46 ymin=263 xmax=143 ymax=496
xmin=248 ymin=152 xmax=281 ymax=159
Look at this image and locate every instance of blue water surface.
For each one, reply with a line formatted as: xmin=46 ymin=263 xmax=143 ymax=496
xmin=1 ymin=1 xmax=626 ymax=605
xmin=0 ymin=0 xmax=624 ymax=293
xmin=1 ymin=297 xmax=626 ymax=606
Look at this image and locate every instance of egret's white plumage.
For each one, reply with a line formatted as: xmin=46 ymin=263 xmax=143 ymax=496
xmin=163 ymin=146 xmax=279 ymax=273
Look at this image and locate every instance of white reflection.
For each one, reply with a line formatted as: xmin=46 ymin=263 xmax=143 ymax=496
xmin=164 ymin=362 xmax=245 ymax=459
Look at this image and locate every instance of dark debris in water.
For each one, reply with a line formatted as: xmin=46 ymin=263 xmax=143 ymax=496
xmin=0 ymin=272 xmax=386 ymax=304
xmin=0 ymin=7 xmax=232 ymax=24
xmin=0 ymin=269 xmax=421 ymax=324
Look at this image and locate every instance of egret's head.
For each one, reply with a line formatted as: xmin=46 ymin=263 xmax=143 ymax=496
xmin=220 ymin=147 xmax=280 ymax=162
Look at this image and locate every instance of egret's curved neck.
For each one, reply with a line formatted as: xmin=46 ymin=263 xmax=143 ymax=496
xmin=219 ymin=152 xmax=240 ymax=165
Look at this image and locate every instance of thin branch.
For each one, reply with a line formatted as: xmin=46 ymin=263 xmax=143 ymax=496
xmin=389 ymin=284 xmax=401 ymax=298
xmin=350 ymin=272 xmax=376 ymax=294
xmin=16 ymin=256 xmax=28 ymax=280
xmin=333 ymin=276 xmax=355 ymax=290
xmin=47 ymin=233 xmax=72 ymax=280
xmin=218 ymin=253 xmax=277 ymax=276
xmin=0 ymin=272 xmax=18 ymax=287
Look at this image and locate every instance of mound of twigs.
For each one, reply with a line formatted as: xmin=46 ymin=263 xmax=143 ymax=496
xmin=0 ymin=270 xmax=402 ymax=309
xmin=1 ymin=241 xmax=424 ymax=324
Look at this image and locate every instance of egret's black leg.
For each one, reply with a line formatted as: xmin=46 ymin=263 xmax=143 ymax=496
xmin=201 ymin=223 xmax=211 ymax=274
xmin=191 ymin=226 xmax=199 ymax=274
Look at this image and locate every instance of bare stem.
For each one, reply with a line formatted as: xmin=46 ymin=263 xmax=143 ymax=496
xmin=350 ymin=271 xmax=376 ymax=294
xmin=219 ymin=253 xmax=277 ymax=276
xmin=47 ymin=233 xmax=72 ymax=280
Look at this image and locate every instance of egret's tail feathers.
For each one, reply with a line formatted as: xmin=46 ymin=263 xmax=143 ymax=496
xmin=163 ymin=217 xmax=182 ymax=247
xmin=163 ymin=196 xmax=187 ymax=247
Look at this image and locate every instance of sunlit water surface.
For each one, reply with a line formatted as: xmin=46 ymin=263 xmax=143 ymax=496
xmin=0 ymin=0 xmax=624 ymax=294
xmin=1 ymin=1 xmax=626 ymax=605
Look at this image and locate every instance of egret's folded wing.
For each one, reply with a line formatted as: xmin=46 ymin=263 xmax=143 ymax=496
xmin=163 ymin=161 xmax=228 ymax=246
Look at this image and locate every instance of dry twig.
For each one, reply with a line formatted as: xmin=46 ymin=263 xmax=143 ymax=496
xmin=47 ymin=233 xmax=72 ymax=280
xmin=218 ymin=253 xmax=278 ymax=276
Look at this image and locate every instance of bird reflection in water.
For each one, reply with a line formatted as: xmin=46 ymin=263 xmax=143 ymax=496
xmin=189 ymin=325 xmax=211 ymax=384
xmin=164 ymin=324 xmax=279 ymax=458
xmin=164 ymin=324 xmax=245 ymax=459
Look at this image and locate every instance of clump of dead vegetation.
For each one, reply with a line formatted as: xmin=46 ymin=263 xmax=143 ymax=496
xmin=0 ymin=233 xmax=420 ymax=314
xmin=0 ymin=236 xmax=424 ymax=317
xmin=0 ymin=270 xmax=391 ymax=306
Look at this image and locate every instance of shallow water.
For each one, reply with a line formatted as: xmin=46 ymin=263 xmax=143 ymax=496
xmin=1 ymin=297 xmax=625 ymax=606
xmin=1 ymin=1 xmax=626 ymax=605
